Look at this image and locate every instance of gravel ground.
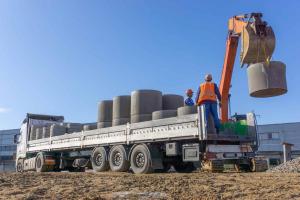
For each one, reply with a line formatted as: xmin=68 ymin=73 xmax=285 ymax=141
xmin=0 ymin=172 xmax=300 ymax=200
xmin=267 ymin=158 xmax=300 ymax=173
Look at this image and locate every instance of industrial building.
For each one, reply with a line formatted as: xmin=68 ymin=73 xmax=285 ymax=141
xmin=257 ymin=122 xmax=300 ymax=166
xmin=0 ymin=129 xmax=19 ymax=172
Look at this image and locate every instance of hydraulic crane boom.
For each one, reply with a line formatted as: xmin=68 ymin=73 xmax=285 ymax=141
xmin=219 ymin=13 xmax=275 ymax=122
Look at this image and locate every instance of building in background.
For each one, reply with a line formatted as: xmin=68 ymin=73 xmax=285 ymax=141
xmin=0 ymin=129 xmax=19 ymax=172
xmin=257 ymin=122 xmax=300 ymax=167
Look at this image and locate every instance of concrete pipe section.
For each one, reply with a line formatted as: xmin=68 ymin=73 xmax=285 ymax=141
xmin=247 ymin=61 xmax=287 ymax=97
xmin=162 ymin=94 xmax=184 ymax=110
xmin=131 ymin=90 xmax=162 ymax=123
xmin=42 ymin=126 xmax=50 ymax=138
xmin=29 ymin=125 xmax=37 ymax=141
xmin=113 ymin=95 xmax=131 ymax=126
xmin=112 ymin=118 xmax=130 ymax=126
xmin=98 ymin=100 xmax=113 ymax=122
xmin=177 ymin=106 xmax=197 ymax=116
xmin=36 ymin=128 xmax=43 ymax=140
xmin=50 ymin=124 xmax=67 ymax=137
xmin=98 ymin=100 xmax=113 ymax=128
xmin=131 ymin=114 xmax=152 ymax=123
xmin=97 ymin=122 xmax=112 ymax=129
xmin=83 ymin=123 xmax=97 ymax=131
xmin=66 ymin=123 xmax=83 ymax=133
xmin=152 ymin=110 xmax=177 ymax=120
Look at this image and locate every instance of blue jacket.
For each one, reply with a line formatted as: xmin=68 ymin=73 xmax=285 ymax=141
xmin=195 ymin=82 xmax=221 ymax=104
xmin=184 ymin=97 xmax=195 ymax=106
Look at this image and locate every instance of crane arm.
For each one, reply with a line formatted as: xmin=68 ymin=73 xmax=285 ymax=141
xmin=219 ymin=13 xmax=275 ymax=122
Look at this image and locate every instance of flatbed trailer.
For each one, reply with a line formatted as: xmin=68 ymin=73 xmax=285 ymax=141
xmin=16 ymin=108 xmax=267 ymax=174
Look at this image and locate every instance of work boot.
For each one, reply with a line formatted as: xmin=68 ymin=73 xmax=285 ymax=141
xmin=216 ymin=128 xmax=220 ymax=135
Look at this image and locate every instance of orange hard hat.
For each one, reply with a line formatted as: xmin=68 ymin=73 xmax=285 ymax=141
xmin=186 ymin=89 xmax=193 ymax=95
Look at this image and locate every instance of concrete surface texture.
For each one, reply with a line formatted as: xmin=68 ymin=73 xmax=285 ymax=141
xmin=152 ymin=110 xmax=177 ymax=120
xmin=35 ymin=128 xmax=43 ymax=140
xmin=97 ymin=122 xmax=113 ymax=128
xmin=29 ymin=125 xmax=38 ymax=141
xmin=42 ymin=126 xmax=50 ymax=138
xmin=131 ymin=114 xmax=152 ymax=123
xmin=83 ymin=123 xmax=97 ymax=131
xmin=162 ymin=94 xmax=184 ymax=110
xmin=66 ymin=123 xmax=83 ymax=133
xmin=112 ymin=118 xmax=130 ymax=126
xmin=50 ymin=124 xmax=66 ymax=137
xmin=247 ymin=61 xmax=287 ymax=97
xmin=131 ymin=90 xmax=162 ymax=123
xmin=98 ymin=100 xmax=113 ymax=123
xmin=113 ymin=95 xmax=131 ymax=126
xmin=177 ymin=106 xmax=197 ymax=116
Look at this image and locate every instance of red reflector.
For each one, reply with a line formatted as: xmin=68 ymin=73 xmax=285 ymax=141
xmin=205 ymin=152 xmax=217 ymax=159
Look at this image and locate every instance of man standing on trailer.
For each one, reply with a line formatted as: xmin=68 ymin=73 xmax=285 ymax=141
xmin=195 ymin=74 xmax=222 ymax=134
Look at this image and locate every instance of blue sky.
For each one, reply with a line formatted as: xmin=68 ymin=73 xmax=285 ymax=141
xmin=0 ymin=1 xmax=299 ymax=129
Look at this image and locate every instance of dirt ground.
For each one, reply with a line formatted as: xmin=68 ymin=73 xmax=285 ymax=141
xmin=0 ymin=172 xmax=300 ymax=200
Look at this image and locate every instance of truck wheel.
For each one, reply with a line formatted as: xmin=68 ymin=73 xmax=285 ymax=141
xmin=35 ymin=153 xmax=48 ymax=172
xmin=130 ymin=144 xmax=153 ymax=174
xmin=91 ymin=147 xmax=109 ymax=172
xmin=173 ymin=162 xmax=195 ymax=173
xmin=109 ymin=145 xmax=129 ymax=172
xmin=16 ymin=159 xmax=24 ymax=173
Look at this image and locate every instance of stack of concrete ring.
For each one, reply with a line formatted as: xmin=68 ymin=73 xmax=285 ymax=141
xmin=96 ymin=89 xmax=200 ymax=128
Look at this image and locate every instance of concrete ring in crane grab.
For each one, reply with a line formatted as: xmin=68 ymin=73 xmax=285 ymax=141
xmin=247 ymin=61 xmax=287 ymax=97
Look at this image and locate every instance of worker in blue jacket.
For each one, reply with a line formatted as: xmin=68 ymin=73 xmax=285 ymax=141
xmin=195 ymin=74 xmax=222 ymax=134
xmin=184 ymin=89 xmax=195 ymax=106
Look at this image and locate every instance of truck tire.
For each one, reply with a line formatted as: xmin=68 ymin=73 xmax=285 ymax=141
xmin=16 ymin=159 xmax=24 ymax=173
xmin=109 ymin=145 xmax=129 ymax=172
xmin=35 ymin=152 xmax=50 ymax=172
xmin=130 ymin=144 xmax=153 ymax=174
xmin=91 ymin=147 xmax=109 ymax=172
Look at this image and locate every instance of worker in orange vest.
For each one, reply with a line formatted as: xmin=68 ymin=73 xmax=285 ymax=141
xmin=195 ymin=74 xmax=222 ymax=134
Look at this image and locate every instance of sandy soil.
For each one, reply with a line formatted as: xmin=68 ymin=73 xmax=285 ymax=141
xmin=0 ymin=172 xmax=300 ymax=200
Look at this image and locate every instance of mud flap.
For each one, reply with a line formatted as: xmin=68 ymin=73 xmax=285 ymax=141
xmin=148 ymin=145 xmax=164 ymax=170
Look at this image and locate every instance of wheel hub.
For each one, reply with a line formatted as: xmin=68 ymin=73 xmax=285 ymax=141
xmin=135 ymin=152 xmax=145 ymax=168
xmin=113 ymin=152 xmax=122 ymax=166
xmin=95 ymin=153 xmax=103 ymax=166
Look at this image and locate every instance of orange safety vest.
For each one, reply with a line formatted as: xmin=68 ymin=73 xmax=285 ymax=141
xmin=197 ymin=82 xmax=217 ymax=105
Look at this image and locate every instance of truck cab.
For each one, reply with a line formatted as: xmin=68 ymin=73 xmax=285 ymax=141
xmin=16 ymin=113 xmax=64 ymax=172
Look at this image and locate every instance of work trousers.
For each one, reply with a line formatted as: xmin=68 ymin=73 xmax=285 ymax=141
xmin=202 ymin=102 xmax=221 ymax=130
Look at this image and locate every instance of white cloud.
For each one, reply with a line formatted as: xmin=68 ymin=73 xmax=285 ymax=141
xmin=0 ymin=107 xmax=11 ymax=113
